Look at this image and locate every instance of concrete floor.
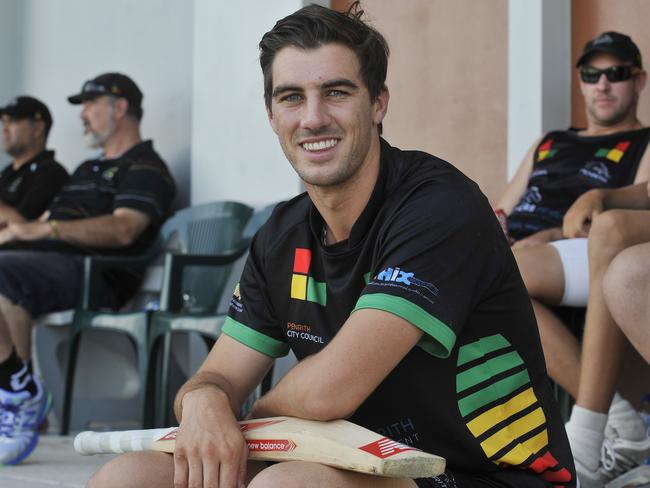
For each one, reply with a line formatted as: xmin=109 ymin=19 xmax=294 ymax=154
xmin=0 ymin=435 xmax=115 ymax=488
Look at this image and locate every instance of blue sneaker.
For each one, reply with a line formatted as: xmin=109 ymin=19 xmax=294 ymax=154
xmin=0 ymin=375 xmax=49 ymax=465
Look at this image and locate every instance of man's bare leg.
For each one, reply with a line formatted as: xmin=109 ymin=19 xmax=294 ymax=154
xmin=567 ymin=210 xmax=650 ymax=483
xmin=0 ymin=305 xmax=14 ymax=362
xmin=576 ymin=211 xmax=650 ymax=414
xmin=0 ymin=295 xmax=32 ymax=360
xmin=513 ymin=244 xmax=565 ymax=304
xmin=248 ymin=460 xmax=418 ymax=488
xmin=87 ymin=451 xmax=271 ymax=488
xmin=605 ymin=241 xmax=650 ymax=364
xmin=531 ymin=299 xmax=581 ymax=397
xmin=513 ymin=245 xmax=581 ymax=395
xmin=86 ymin=452 xmax=417 ymax=488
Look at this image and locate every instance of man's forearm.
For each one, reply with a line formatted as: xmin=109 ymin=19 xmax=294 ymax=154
xmin=51 ymin=215 xmax=140 ymax=248
xmin=250 ymin=353 xmax=352 ymax=421
xmin=0 ymin=202 xmax=25 ymax=224
xmin=601 ymin=183 xmax=650 ymax=210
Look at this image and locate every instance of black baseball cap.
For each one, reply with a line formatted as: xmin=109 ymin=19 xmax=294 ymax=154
xmin=576 ymin=31 xmax=643 ymax=68
xmin=0 ymin=96 xmax=53 ymax=132
xmin=68 ymin=72 xmax=143 ymax=116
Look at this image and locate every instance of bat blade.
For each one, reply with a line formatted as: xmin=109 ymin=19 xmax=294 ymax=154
xmin=74 ymin=416 xmax=445 ymax=478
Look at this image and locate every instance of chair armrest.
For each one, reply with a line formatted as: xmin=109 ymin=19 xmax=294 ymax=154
xmin=80 ymin=253 xmax=158 ymax=310
xmin=159 ymin=245 xmax=249 ymax=312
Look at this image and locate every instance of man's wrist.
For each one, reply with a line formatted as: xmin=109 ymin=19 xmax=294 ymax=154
xmin=48 ymin=220 xmax=59 ymax=239
xmin=174 ymin=373 xmax=232 ymax=422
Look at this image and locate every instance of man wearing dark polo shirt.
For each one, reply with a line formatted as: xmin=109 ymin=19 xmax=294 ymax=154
xmin=0 ymin=73 xmax=175 ymax=465
xmin=0 ymin=96 xmax=68 ymax=223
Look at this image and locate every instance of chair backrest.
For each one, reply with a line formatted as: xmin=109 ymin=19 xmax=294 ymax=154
xmin=162 ymin=201 xmax=254 ymax=312
xmin=214 ymin=202 xmax=278 ymax=313
xmin=242 ymin=202 xmax=276 ymax=241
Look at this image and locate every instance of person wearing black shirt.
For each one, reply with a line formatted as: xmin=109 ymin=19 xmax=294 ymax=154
xmin=89 ymin=5 xmax=574 ymax=488
xmin=0 ymin=96 xmax=68 ymax=223
xmin=0 ymin=73 xmax=175 ymax=466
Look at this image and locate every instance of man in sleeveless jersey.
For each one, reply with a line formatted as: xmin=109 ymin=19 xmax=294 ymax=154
xmin=494 ymin=33 xmax=650 ymax=484
xmin=88 ymin=4 xmax=574 ymax=488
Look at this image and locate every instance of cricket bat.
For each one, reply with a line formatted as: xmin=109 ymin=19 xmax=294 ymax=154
xmin=74 ymin=416 xmax=445 ymax=478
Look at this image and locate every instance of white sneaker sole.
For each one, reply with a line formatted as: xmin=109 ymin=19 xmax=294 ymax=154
xmin=605 ymin=465 xmax=650 ymax=488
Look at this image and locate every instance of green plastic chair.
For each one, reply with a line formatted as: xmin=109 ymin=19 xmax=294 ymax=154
xmin=145 ymin=203 xmax=275 ymax=427
xmin=61 ymin=201 xmax=254 ymax=434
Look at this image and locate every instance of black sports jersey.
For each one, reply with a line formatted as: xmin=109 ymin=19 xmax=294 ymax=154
xmin=225 ymin=139 xmax=575 ymax=486
xmin=508 ymin=128 xmax=650 ymax=240
xmin=0 ymin=150 xmax=68 ymax=219
xmin=42 ymin=139 xmax=175 ymax=256
xmin=5 ymin=140 xmax=175 ymax=305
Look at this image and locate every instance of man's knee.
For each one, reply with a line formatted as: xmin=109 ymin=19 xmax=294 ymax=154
xmin=589 ymin=210 xmax=633 ymax=259
xmin=86 ymin=465 xmax=111 ymax=488
xmin=248 ymin=463 xmax=299 ymax=488
xmin=249 ymin=462 xmax=332 ymax=488
xmin=603 ymin=249 xmax=649 ymax=315
xmin=512 ymin=245 xmax=564 ymax=302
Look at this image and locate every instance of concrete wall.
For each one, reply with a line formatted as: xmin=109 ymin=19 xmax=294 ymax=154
xmin=361 ymin=1 xmax=508 ymax=202
xmin=0 ymin=2 xmax=20 ymax=168
xmin=190 ymin=0 xmax=303 ymax=207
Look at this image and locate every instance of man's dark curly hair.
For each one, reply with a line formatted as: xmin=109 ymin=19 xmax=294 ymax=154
xmin=259 ymin=2 xmax=389 ymax=111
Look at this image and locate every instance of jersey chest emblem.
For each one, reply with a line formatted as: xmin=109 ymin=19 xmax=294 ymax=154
xmin=290 ymin=248 xmax=327 ymax=306
xmin=536 ymin=139 xmax=557 ymax=162
xmin=594 ymin=140 xmax=630 ymax=163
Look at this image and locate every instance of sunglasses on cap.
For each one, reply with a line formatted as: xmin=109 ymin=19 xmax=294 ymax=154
xmin=580 ymin=65 xmax=641 ymax=84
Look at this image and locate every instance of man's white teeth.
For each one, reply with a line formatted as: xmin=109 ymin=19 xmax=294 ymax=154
xmin=302 ymin=139 xmax=338 ymax=151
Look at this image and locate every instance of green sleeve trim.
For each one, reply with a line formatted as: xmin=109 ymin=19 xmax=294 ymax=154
xmin=222 ymin=317 xmax=290 ymax=358
xmin=352 ymin=293 xmax=456 ymax=358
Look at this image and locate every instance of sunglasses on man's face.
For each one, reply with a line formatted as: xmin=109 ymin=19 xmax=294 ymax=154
xmin=580 ymin=65 xmax=641 ymax=84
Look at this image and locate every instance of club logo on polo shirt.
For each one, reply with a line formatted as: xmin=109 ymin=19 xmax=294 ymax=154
xmin=290 ymin=248 xmax=327 ymax=306
xmin=7 ymin=176 xmax=23 ymax=193
xmin=536 ymin=139 xmax=557 ymax=162
xmin=102 ymin=166 xmax=119 ymax=181
xmin=594 ymin=140 xmax=630 ymax=163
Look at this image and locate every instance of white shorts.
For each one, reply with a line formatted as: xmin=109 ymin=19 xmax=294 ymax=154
xmin=548 ymin=238 xmax=589 ymax=307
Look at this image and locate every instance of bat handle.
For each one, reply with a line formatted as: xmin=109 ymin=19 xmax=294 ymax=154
xmin=74 ymin=428 xmax=172 ymax=455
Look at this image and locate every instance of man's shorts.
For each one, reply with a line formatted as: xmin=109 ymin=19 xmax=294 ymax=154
xmin=0 ymin=251 xmax=84 ymax=316
xmin=548 ymin=237 xmax=588 ymax=307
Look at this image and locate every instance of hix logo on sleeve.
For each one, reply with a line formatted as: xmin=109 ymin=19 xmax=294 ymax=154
xmin=375 ymin=267 xmax=439 ymax=296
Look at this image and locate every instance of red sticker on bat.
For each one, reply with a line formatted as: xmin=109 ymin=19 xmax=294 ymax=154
xmin=247 ymin=439 xmax=296 ymax=452
xmin=157 ymin=429 xmax=179 ymax=441
xmin=359 ymin=438 xmax=418 ymax=459
xmin=239 ymin=419 xmax=286 ymax=432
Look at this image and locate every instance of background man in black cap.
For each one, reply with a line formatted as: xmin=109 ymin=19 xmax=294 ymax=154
xmin=0 ymin=73 xmax=175 ymax=466
xmin=0 ymin=96 xmax=68 ymax=223
xmin=493 ymin=29 xmax=650 ymax=483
